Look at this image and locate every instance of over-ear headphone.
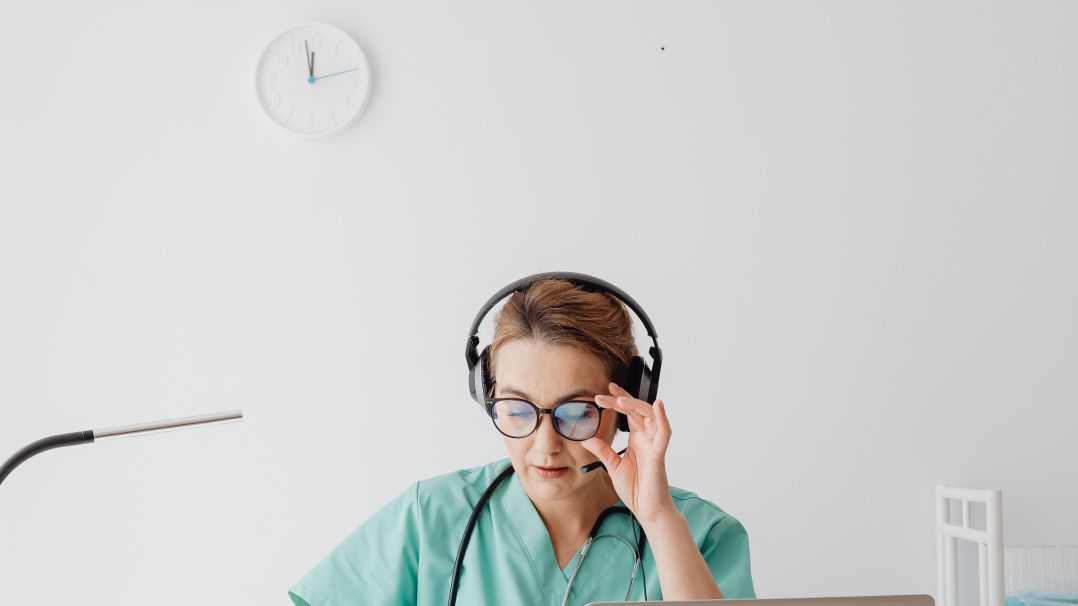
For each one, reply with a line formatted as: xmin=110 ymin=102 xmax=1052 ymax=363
xmin=464 ymin=271 xmax=663 ymax=432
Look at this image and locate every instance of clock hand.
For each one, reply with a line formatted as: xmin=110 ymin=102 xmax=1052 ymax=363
xmin=311 ymin=67 xmax=359 ymax=82
xmin=305 ymin=41 xmax=314 ymax=81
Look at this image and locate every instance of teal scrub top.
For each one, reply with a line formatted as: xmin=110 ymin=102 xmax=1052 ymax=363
xmin=289 ymin=458 xmax=755 ymax=606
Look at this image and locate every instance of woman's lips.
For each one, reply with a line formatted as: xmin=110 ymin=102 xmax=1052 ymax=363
xmin=532 ymin=465 xmax=569 ymax=479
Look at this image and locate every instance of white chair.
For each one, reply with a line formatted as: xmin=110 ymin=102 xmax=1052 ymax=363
xmin=936 ymin=485 xmax=1005 ymax=606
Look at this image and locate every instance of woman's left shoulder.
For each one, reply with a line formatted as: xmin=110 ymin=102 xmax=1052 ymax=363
xmin=668 ymin=485 xmax=745 ymax=531
xmin=668 ymin=486 xmax=756 ymax=598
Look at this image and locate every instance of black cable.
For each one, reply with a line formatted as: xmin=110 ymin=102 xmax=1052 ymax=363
xmin=0 ymin=430 xmax=94 ymax=487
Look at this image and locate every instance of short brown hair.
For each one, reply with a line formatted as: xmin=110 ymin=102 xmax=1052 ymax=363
xmin=489 ymin=278 xmax=638 ymax=386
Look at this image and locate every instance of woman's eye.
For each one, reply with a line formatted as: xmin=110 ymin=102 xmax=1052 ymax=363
xmin=558 ymin=409 xmax=589 ymax=420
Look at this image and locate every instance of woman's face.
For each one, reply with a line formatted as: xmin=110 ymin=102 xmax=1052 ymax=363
xmin=492 ymin=338 xmax=618 ymax=503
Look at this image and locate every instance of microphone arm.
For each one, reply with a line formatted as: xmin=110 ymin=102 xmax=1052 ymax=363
xmin=0 ymin=410 xmax=243 ymax=487
xmin=579 ymin=447 xmax=628 ymax=474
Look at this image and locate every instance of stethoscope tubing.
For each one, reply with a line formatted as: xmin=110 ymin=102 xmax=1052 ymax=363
xmin=561 ymin=532 xmax=642 ymax=606
xmin=448 ymin=463 xmax=515 ymax=606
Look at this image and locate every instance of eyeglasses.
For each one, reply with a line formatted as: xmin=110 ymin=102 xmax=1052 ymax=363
xmin=485 ymin=397 xmax=605 ymax=441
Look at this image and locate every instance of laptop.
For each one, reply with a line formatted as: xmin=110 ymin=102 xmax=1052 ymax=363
xmin=589 ymin=595 xmax=934 ymax=606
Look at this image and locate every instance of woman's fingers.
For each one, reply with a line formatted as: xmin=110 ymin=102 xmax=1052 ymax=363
xmin=601 ymin=383 xmax=672 ymax=444
xmin=654 ymin=399 xmax=671 ymax=434
xmin=653 ymin=399 xmax=672 ymax=451
xmin=581 ymin=436 xmax=622 ymax=474
xmin=606 ymin=383 xmax=656 ymax=418
xmin=596 ymin=394 xmax=656 ymax=421
xmin=621 ymin=404 xmax=647 ymax=433
xmin=591 ymin=394 xmax=620 ymax=410
xmin=596 ymin=394 xmax=647 ymax=432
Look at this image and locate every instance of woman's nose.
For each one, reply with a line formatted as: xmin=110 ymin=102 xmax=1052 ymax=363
xmin=531 ymin=414 xmax=563 ymax=453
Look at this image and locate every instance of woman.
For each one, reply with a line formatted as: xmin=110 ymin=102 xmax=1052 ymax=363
xmin=288 ymin=274 xmax=755 ymax=605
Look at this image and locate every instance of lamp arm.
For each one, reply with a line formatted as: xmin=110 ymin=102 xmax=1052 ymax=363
xmin=0 ymin=409 xmax=242 ymax=488
xmin=0 ymin=431 xmax=94 ymax=487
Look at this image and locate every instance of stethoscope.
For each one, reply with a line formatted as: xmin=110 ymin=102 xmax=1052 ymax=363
xmin=447 ymin=463 xmax=648 ymax=606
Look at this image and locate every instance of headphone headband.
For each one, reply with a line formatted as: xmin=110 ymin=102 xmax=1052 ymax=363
xmin=465 ymin=271 xmax=659 ymax=368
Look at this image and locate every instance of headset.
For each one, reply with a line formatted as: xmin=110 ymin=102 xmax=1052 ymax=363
xmin=464 ymin=271 xmax=663 ymax=433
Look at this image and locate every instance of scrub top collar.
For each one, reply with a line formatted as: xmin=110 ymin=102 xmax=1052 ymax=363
xmin=491 ymin=464 xmax=629 ymax=602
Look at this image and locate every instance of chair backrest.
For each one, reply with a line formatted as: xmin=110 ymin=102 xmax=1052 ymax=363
xmin=936 ymin=485 xmax=1005 ymax=606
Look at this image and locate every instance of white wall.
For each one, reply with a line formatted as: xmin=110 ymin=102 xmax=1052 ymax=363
xmin=1 ymin=1 xmax=1075 ymax=604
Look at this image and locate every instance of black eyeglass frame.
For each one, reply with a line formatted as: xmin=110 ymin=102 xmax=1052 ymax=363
xmin=484 ymin=397 xmax=607 ymax=441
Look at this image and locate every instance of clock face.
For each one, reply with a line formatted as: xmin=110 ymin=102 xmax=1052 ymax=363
xmin=255 ymin=23 xmax=372 ymax=138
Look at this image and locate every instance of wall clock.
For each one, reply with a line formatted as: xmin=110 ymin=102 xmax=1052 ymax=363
xmin=255 ymin=23 xmax=372 ymax=138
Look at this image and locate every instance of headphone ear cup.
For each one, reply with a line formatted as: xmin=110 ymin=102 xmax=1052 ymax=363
xmin=617 ymin=356 xmax=649 ymax=431
xmin=469 ymin=345 xmax=492 ymax=407
xmin=624 ymin=356 xmax=647 ymax=400
xmin=480 ymin=345 xmax=493 ymax=399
